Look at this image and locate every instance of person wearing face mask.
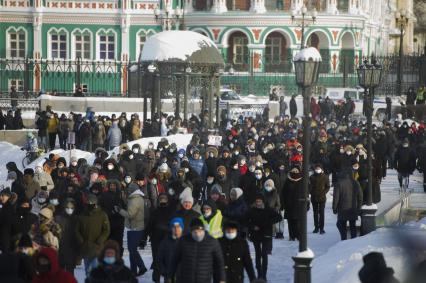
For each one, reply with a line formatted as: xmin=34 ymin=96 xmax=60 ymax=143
xmin=12 ymin=199 xmax=38 ymax=244
xmin=239 ymin=160 xmax=257 ymax=201
xmin=55 ymin=198 xmax=79 ymax=274
xmin=145 ymin=194 xmax=175 ymax=282
xmin=76 ymin=194 xmax=110 ymax=275
xmin=244 ymin=167 xmax=264 ymax=207
xmin=237 ymin=155 xmax=248 ymax=175
xmin=34 ymin=164 xmax=55 ymax=192
xmin=119 ymin=150 xmax=137 ymax=179
xmin=229 ymin=158 xmax=241 ymax=188
xmin=394 ymin=138 xmax=416 ymax=192
xmin=215 ymin=165 xmax=232 ymax=200
xmin=102 ymin=158 xmax=121 ymax=180
xmin=262 ymin=179 xmax=281 ymax=213
xmin=199 ymin=199 xmax=223 ymax=239
xmin=107 ymin=119 xmax=122 ymax=150
xmin=158 ymin=217 xmax=184 ymax=283
xmin=50 ymin=157 xmax=67 ymax=184
xmin=86 ymin=240 xmax=137 ymax=283
xmin=330 ymin=144 xmax=346 ymax=187
xmin=31 ymin=190 xmax=49 ymax=215
xmin=282 ymin=166 xmax=304 ymax=241
xmin=188 ymin=148 xmax=207 ymax=180
xmin=173 ymin=193 xmax=200 ymax=235
xmin=217 ymin=147 xmax=232 ymax=168
xmin=98 ymin=180 xmax=126 ymax=257
xmin=340 ymin=145 xmax=356 ymax=171
xmin=223 ymin=188 xmax=248 ymax=236
xmin=22 ymin=168 xmax=40 ymax=201
xmin=205 ymin=147 xmax=219 ymax=177
xmin=32 ymin=247 xmax=77 ymax=283
xmin=309 ymin=164 xmax=330 ymax=234
xmin=168 ymin=218 xmax=225 ymax=283
xmin=246 ymin=194 xmax=282 ymax=280
xmin=33 ymin=207 xmax=61 ymax=250
xmin=15 ymin=234 xmax=36 ymax=281
xmin=219 ymin=221 xmax=256 ymax=283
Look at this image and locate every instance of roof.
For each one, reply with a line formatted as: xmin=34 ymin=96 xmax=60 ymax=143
xmin=140 ymin=30 xmax=224 ymax=65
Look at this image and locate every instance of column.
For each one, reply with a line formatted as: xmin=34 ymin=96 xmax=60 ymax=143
xmin=212 ymin=0 xmax=227 ymax=13
xmin=32 ymin=14 xmax=42 ymax=92
xmin=184 ymin=0 xmax=193 ymax=13
xmin=349 ymin=0 xmax=360 ymax=15
xmin=326 ymin=0 xmax=337 ymax=14
xmin=250 ymin=0 xmax=266 ymax=13
xmin=121 ymin=15 xmax=130 ymax=96
xmin=291 ymin=0 xmax=303 ymax=13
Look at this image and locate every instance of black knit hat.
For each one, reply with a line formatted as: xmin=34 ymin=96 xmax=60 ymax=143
xmin=18 ymin=234 xmax=32 ymax=248
xmin=190 ymin=218 xmax=205 ymax=230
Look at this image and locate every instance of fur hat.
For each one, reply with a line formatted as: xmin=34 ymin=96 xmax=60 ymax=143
xmin=264 ymin=179 xmax=275 ymax=188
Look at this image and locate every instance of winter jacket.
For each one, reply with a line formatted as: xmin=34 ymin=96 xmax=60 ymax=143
xmin=263 ymin=189 xmax=281 ymax=212
xmin=246 ymin=206 xmax=282 ymax=242
xmin=158 ymin=235 xmax=178 ymax=279
xmin=12 ymin=206 xmax=38 ymax=241
xmin=332 ymin=174 xmax=363 ymax=221
xmin=34 ymin=172 xmax=55 ymax=191
xmin=290 ymin=97 xmax=297 ymax=117
xmin=309 ymin=173 xmax=330 ymax=203
xmin=131 ymin=119 xmax=142 ymax=141
xmin=169 ymin=233 xmax=226 ymax=283
xmin=394 ymin=146 xmax=417 ymax=174
xmin=188 ymin=157 xmax=207 ymax=179
xmin=75 ymin=207 xmax=110 ymax=258
xmin=55 ymin=212 xmax=79 ymax=268
xmin=223 ymin=197 xmax=248 ymax=225
xmin=119 ymin=190 xmax=145 ymax=231
xmin=145 ymin=205 xmax=175 ymax=245
xmin=107 ymin=122 xmax=122 ymax=149
xmin=47 ymin=117 xmax=59 ymax=134
xmin=0 ymin=198 xmax=15 ymax=252
xmin=93 ymin=121 xmax=106 ymax=146
xmin=219 ymin=237 xmax=256 ymax=283
xmin=282 ymin=175 xmax=303 ymax=220
xmin=0 ymin=252 xmax=27 ymax=283
xmin=85 ymin=261 xmax=137 ymax=283
xmin=32 ymin=247 xmax=77 ymax=283
xmin=172 ymin=209 xmax=201 ymax=235
xmin=23 ymin=179 xmax=40 ymax=200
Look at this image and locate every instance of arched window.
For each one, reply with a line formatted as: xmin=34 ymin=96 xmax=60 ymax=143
xmin=96 ymin=29 xmax=117 ymax=60
xmin=48 ymin=28 xmax=68 ymax=59
xmin=7 ymin=27 xmax=27 ymax=58
xmin=72 ymin=29 xmax=92 ymax=60
xmin=137 ymin=30 xmax=156 ymax=59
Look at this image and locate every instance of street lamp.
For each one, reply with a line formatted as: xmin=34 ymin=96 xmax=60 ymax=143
xmin=357 ymin=58 xmax=382 ymax=235
xmin=395 ymin=10 xmax=409 ymax=97
xmin=292 ymin=5 xmax=317 ymax=50
xmin=292 ymin=47 xmax=321 ymax=283
xmin=154 ymin=4 xmax=184 ymax=31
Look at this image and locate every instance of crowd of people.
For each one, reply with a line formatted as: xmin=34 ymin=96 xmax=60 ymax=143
xmin=1 ymin=92 xmax=426 ymax=283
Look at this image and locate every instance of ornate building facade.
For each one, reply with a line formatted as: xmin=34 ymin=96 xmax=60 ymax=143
xmin=0 ymin=0 xmax=415 ymax=95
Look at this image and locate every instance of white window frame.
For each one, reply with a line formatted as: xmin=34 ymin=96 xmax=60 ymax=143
xmin=265 ymin=37 xmax=282 ymax=64
xmin=96 ymin=29 xmax=117 ymax=61
xmin=71 ymin=28 xmax=93 ymax=60
xmin=6 ymin=27 xmax=27 ymax=59
xmin=47 ymin=28 xmax=69 ymax=60
xmin=233 ymin=36 xmax=248 ymax=65
xmin=8 ymin=79 xmax=24 ymax=92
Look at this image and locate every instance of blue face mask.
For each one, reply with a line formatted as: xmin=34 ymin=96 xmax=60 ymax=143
xmin=104 ymin=256 xmax=116 ymax=265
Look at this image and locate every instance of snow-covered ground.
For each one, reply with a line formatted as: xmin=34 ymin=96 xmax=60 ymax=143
xmin=0 ymin=136 xmax=425 ymax=283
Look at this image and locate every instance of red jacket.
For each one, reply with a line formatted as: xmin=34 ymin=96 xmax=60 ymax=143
xmin=32 ymin=247 xmax=77 ymax=283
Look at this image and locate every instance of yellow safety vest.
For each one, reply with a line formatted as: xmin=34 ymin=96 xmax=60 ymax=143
xmin=199 ymin=210 xmax=223 ymax=239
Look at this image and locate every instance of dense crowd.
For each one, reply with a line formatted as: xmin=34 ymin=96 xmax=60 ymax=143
xmin=2 ymin=93 xmax=426 ymax=283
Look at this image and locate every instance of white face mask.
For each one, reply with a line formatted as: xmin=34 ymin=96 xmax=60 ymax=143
xmin=50 ymin=199 xmax=59 ymax=206
xmin=203 ymin=211 xmax=212 ymax=218
xmin=339 ymin=148 xmax=345 ymax=154
xmin=133 ymin=149 xmax=139 ymax=154
xmin=107 ymin=164 xmax=114 ymax=170
xmin=151 ymin=178 xmax=157 ymax=185
xmin=71 ymin=161 xmax=77 ymax=167
xmin=168 ymin=188 xmax=175 ymax=196
xmin=38 ymin=198 xmax=46 ymax=204
xmin=264 ymin=186 xmax=273 ymax=192
xmin=65 ymin=208 xmax=74 ymax=215
xmin=35 ymin=167 xmax=43 ymax=174
xmin=346 ymin=151 xmax=352 ymax=155
xmin=353 ymin=166 xmax=359 ymax=170
xmin=233 ymin=164 xmax=238 ymax=170
xmin=57 ymin=164 xmax=64 ymax=169
xmin=234 ymin=151 xmax=239 ymax=156
xmin=225 ymin=232 xmax=237 ymax=240
xmin=178 ymin=153 xmax=184 ymax=158
xmin=184 ymin=168 xmax=189 ymax=173
xmin=315 ymin=169 xmax=322 ymax=174
xmin=148 ymin=144 xmax=154 ymax=149
xmin=240 ymin=160 xmax=246 ymax=165
xmin=129 ymin=155 xmax=134 ymax=160
xmin=207 ymin=178 xmax=214 ymax=184
xmin=191 ymin=230 xmax=205 ymax=242
xmin=255 ymin=173 xmax=262 ymax=180
xmin=256 ymin=162 xmax=261 ymax=167
xmin=249 ymin=166 xmax=255 ymax=173
xmin=402 ymin=143 xmax=409 ymax=148
xmin=125 ymin=177 xmax=131 ymax=183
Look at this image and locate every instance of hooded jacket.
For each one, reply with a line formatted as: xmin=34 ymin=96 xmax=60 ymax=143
xmin=107 ymin=122 xmax=122 ymax=148
xmin=119 ymin=189 xmax=145 ymax=231
xmin=32 ymin=247 xmax=77 ymax=283
xmin=199 ymin=199 xmax=223 ymax=239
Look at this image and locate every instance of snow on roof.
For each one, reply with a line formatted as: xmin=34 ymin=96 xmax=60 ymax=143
xmin=140 ymin=30 xmax=218 ymax=62
xmin=293 ymin=47 xmax=322 ymax=62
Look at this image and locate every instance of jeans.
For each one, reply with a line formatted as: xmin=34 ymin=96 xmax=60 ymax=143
xmin=336 ymin=219 xmax=357 ymax=240
xmin=253 ymin=238 xmax=272 ymax=279
xmin=48 ymin=133 xmax=57 ymax=150
xmin=83 ymin=257 xmax=98 ymax=275
xmin=287 ymin=219 xmax=299 ymax=240
xmin=397 ymin=173 xmax=410 ymax=189
xmin=312 ymin=201 xmax=325 ymax=230
xmin=128 ymin=230 xmax=146 ymax=274
xmin=38 ymin=136 xmax=48 ymax=151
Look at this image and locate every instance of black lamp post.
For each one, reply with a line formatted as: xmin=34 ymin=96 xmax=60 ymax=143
xmin=292 ymin=47 xmax=322 ymax=283
xmin=395 ymin=10 xmax=409 ymax=97
xmin=291 ymin=5 xmax=317 ymax=50
xmin=357 ymin=58 xmax=382 ymax=235
xmin=154 ymin=4 xmax=183 ymax=31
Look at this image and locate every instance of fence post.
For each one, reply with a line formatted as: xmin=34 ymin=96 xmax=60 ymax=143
xmin=24 ymin=58 xmax=30 ymax=95
xmin=342 ymin=56 xmax=347 ymax=88
xmin=76 ymin=57 xmax=81 ymax=90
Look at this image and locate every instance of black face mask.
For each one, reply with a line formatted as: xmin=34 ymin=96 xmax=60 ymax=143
xmin=290 ymin=172 xmax=302 ymax=179
xmin=88 ymin=204 xmax=96 ymax=211
xmin=159 ymin=202 xmax=168 ymax=208
xmin=36 ymin=262 xmax=51 ymax=274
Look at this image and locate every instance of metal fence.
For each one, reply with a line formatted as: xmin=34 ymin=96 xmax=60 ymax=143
xmin=1 ymin=54 xmax=425 ymax=99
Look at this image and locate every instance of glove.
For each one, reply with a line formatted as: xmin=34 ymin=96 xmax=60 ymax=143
xmin=113 ymin=205 xmax=121 ymax=213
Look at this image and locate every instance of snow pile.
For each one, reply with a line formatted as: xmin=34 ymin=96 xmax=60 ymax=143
xmin=0 ymin=142 xmax=27 ymax=186
xmin=140 ymin=30 xmax=217 ymax=62
xmin=313 ymin=218 xmax=426 ymax=283
xmin=293 ymin=47 xmax=322 ymax=62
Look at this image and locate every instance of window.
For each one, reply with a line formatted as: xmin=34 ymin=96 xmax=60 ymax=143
xmin=9 ymin=32 xmax=25 ymax=58
xmin=337 ymin=0 xmax=349 ymax=12
xmin=9 ymin=79 xmax=24 ymax=92
xmin=75 ymin=34 xmax=91 ymax=59
xmin=265 ymin=37 xmax=282 ymax=64
xmin=51 ymin=34 xmax=67 ymax=59
xmin=100 ymin=35 xmax=115 ymax=60
xmin=233 ymin=37 xmax=248 ymax=65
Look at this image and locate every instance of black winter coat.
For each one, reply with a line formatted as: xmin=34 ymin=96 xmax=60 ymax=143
xmin=0 ymin=199 xmax=15 ymax=252
xmin=246 ymin=206 xmax=282 ymax=241
xmin=146 ymin=205 xmax=175 ymax=245
xmin=332 ymin=175 xmax=363 ymax=221
xmin=55 ymin=212 xmax=79 ymax=267
xmin=219 ymin=237 xmax=256 ymax=283
xmin=98 ymin=190 xmax=125 ymax=232
xmin=85 ymin=262 xmax=137 ymax=283
xmin=309 ymin=173 xmax=330 ymax=203
xmin=172 ymin=209 xmax=201 ymax=235
xmin=169 ymin=234 xmax=225 ymax=283
xmin=158 ymin=235 xmax=178 ymax=279
xmin=394 ymin=146 xmax=416 ymax=174
xmin=282 ymin=176 xmax=303 ymax=220
xmin=223 ymin=197 xmax=248 ymax=225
